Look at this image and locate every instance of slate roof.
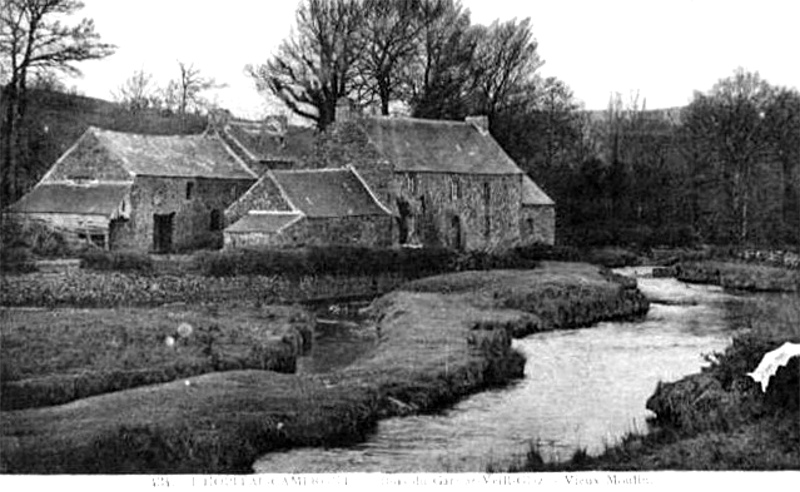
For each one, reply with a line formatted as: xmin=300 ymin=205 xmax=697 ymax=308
xmin=224 ymin=121 xmax=316 ymax=164
xmin=89 ymin=127 xmax=256 ymax=179
xmin=362 ymin=117 xmax=522 ymax=175
xmin=521 ymin=175 xmax=555 ymax=206
xmin=271 ymin=168 xmax=391 ymax=218
xmin=8 ymin=183 xmax=131 ymax=216
xmin=225 ymin=212 xmax=303 ymax=234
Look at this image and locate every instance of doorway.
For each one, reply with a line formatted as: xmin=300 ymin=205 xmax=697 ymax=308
xmin=449 ymin=215 xmax=463 ymax=250
xmin=153 ymin=213 xmax=174 ymax=253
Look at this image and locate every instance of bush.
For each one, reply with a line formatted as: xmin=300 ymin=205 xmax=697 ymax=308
xmin=0 ymin=246 xmax=37 ymax=273
xmin=80 ymin=250 xmax=153 ymax=273
xmin=195 ymin=245 xmax=543 ymax=279
xmin=1 ymin=217 xmax=71 ymax=257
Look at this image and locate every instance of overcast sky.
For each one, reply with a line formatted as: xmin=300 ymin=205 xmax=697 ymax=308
xmin=66 ymin=0 xmax=800 ymax=119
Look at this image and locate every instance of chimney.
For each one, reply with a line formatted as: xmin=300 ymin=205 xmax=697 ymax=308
xmin=465 ymin=115 xmax=489 ymax=135
xmin=335 ymin=97 xmax=354 ymax=123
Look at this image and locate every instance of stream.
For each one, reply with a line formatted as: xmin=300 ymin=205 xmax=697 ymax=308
xmin=254 ymin=267 xmax=761 ymax=472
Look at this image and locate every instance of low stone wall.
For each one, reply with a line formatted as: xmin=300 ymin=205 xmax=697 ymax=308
xmin=0 ymin=270 xmax=412 ymax=307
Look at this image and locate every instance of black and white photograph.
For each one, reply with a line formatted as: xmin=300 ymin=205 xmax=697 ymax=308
xmin=0 ymin=0 xmax=798 ymax=486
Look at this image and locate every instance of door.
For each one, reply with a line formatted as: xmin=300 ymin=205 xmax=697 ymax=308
xmin=449 ymin=215 xmax=463 ymax=250
xmin=153 ymin=213 xmax=174 ymax=253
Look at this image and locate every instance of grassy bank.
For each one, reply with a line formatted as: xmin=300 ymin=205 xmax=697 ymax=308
xmin=1 ymin=263 xmax=646 ymax=473
xmin=675 ymin=261 xmax=799 ymax=292
xmin=403 ymin=262 xmax=649 ymax=336
xmin=0 ymin=305 xmax=313 ymax=410
xmin=505 ymin=293 xmax=800 ymax=471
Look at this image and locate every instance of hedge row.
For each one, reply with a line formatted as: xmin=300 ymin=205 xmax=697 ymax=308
xmin=192 ymin=245 xmax=550 ymax=278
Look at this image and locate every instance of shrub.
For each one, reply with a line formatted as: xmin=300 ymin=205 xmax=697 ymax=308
xmin=0 ymin=246 xmax=37 ymax=273
xmin=80 ymin=250 xmax=153 ymax=273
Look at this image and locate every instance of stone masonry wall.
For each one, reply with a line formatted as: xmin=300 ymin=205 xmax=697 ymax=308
xmin=224 ymin=215 xmax=393 ymax=250
xmin=520 ymin=205 xmax=556 ymax=245
xmin=309 ymin=119 xmax=397 ymax=215
xmin=121 ymin=176 xmax=254 ymax=252
xmin=397 ymin=172 xmax=522 ymax=251
xmin=224 ymin=175 xmax=291 ymax=226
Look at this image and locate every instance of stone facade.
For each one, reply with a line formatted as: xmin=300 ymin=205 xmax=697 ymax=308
xmin=113 ymin=176 xmax=254 ymax=252
xmin=224 ymin=215 xmax=393 ymax=249
xmin=224 ymin=174 xmax=292 ymax=227
xmin=308 ymin=120 xmax=396 ymax=214
xmin=520 ymin=205 xmax=556 ymax=245
xmin=397 ymin=172 xmax=523 ymax=250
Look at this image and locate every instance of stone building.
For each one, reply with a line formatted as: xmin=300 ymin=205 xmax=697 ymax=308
xmin=224 ymin=166 xmax=393 ymax=248
xmin=9 ymin=110 xmax=554 ymax=253
xmin=302 ymin=111 xmax=556 ymax=250
xmin=7 ymin=127 xmax=257 ymax=252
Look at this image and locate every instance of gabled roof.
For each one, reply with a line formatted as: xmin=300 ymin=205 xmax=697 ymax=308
xmin=224 ymin=121 xmax=316 ymax=164
xmin=362 ymin=117 xmax=522 ymax=175
xmin=8 ymin=183 xmax=131 ymax=216
xmin=88 ymin=127 xmax=256 ymax=179
xmin=225 ymin=212 xmax=303 ymax=234
xmin=271 ymin=168 xmax=391 ymax=218
xmin=522 ymin=175 xmax=555 ymax=206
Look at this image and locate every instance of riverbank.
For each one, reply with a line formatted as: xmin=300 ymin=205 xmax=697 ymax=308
xmin=505 ymin=286 xmax=800 ymax=471
xmin=0 ymin=263 xmax=647 ymax=473
xmin=673 ymin=261 xmax=799 ymax=292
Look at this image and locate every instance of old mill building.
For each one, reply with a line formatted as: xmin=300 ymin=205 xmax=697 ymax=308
xmin=8 ymin=110 xmax=555 ymax=252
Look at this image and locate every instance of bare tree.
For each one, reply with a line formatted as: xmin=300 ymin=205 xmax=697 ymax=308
xmin=407 ymin=0 xmax=477 ymax=119
xmin=173 ymin=61 xmax=221 ymax=115
xmin=247 ymin=0 xmax=363 ymax=129
xmin=112 ymin=69 xmax=158 ymax=113
xmin=470 ymin=18 xmax=543 ymax=120
xmin=0 ymin=0 xmax=114 ymax=204
xmin=354 ymin=0 xmax=439 ymax=115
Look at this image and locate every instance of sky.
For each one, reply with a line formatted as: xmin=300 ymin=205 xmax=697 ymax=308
xmin=64 ymin=0 xmax=800 ymax=119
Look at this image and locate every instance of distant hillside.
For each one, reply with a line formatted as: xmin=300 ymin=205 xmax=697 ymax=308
xmin=3 ymin=89 xmax=209 ymax=199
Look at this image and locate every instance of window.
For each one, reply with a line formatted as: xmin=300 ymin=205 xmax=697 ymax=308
xmin=210 ymin=209 xmax=223 ymax=231
xmin=450 ymin=178 xmax=461 ymax=201
xmin=484 ymin=215 xmax=491 ymax=239
xmin=483 ymin=181 xmax=491 ymax=203
xmin=527 ymin=218 xmax=535 ymax=236
xmin=407 ymin=173 xmax=418 ymax=194
xmin=186 ymin=182 xmax=194 ymax=200
xmin=420 ymin=195 xmax=426 ymax=215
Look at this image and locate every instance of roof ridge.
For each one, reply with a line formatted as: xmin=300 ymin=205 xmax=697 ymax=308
xmin=272 ymin=167 xmax=349 ymax=174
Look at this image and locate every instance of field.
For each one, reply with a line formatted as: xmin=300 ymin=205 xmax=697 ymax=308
xmin=0 ymin=304 xmax=313 ymax=410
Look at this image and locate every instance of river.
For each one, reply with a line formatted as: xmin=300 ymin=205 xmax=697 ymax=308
xmin=254 ymin=268 xmax=756 ymax=473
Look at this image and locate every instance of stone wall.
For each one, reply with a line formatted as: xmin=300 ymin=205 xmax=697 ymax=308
xmin=396 ymin=172 xmax=522 ymax=251
xmin=121 ymin=176 xmax=254 ymax=252
xmin=310 ymin=119 xmax=396 ymax=214
xmin=520 ymin=205 xmax=556 ymax=245
xmin=224 ymin=174 xmax=291 ymax=226
xmin=224 ymin=215 xmax=393 ymax=250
